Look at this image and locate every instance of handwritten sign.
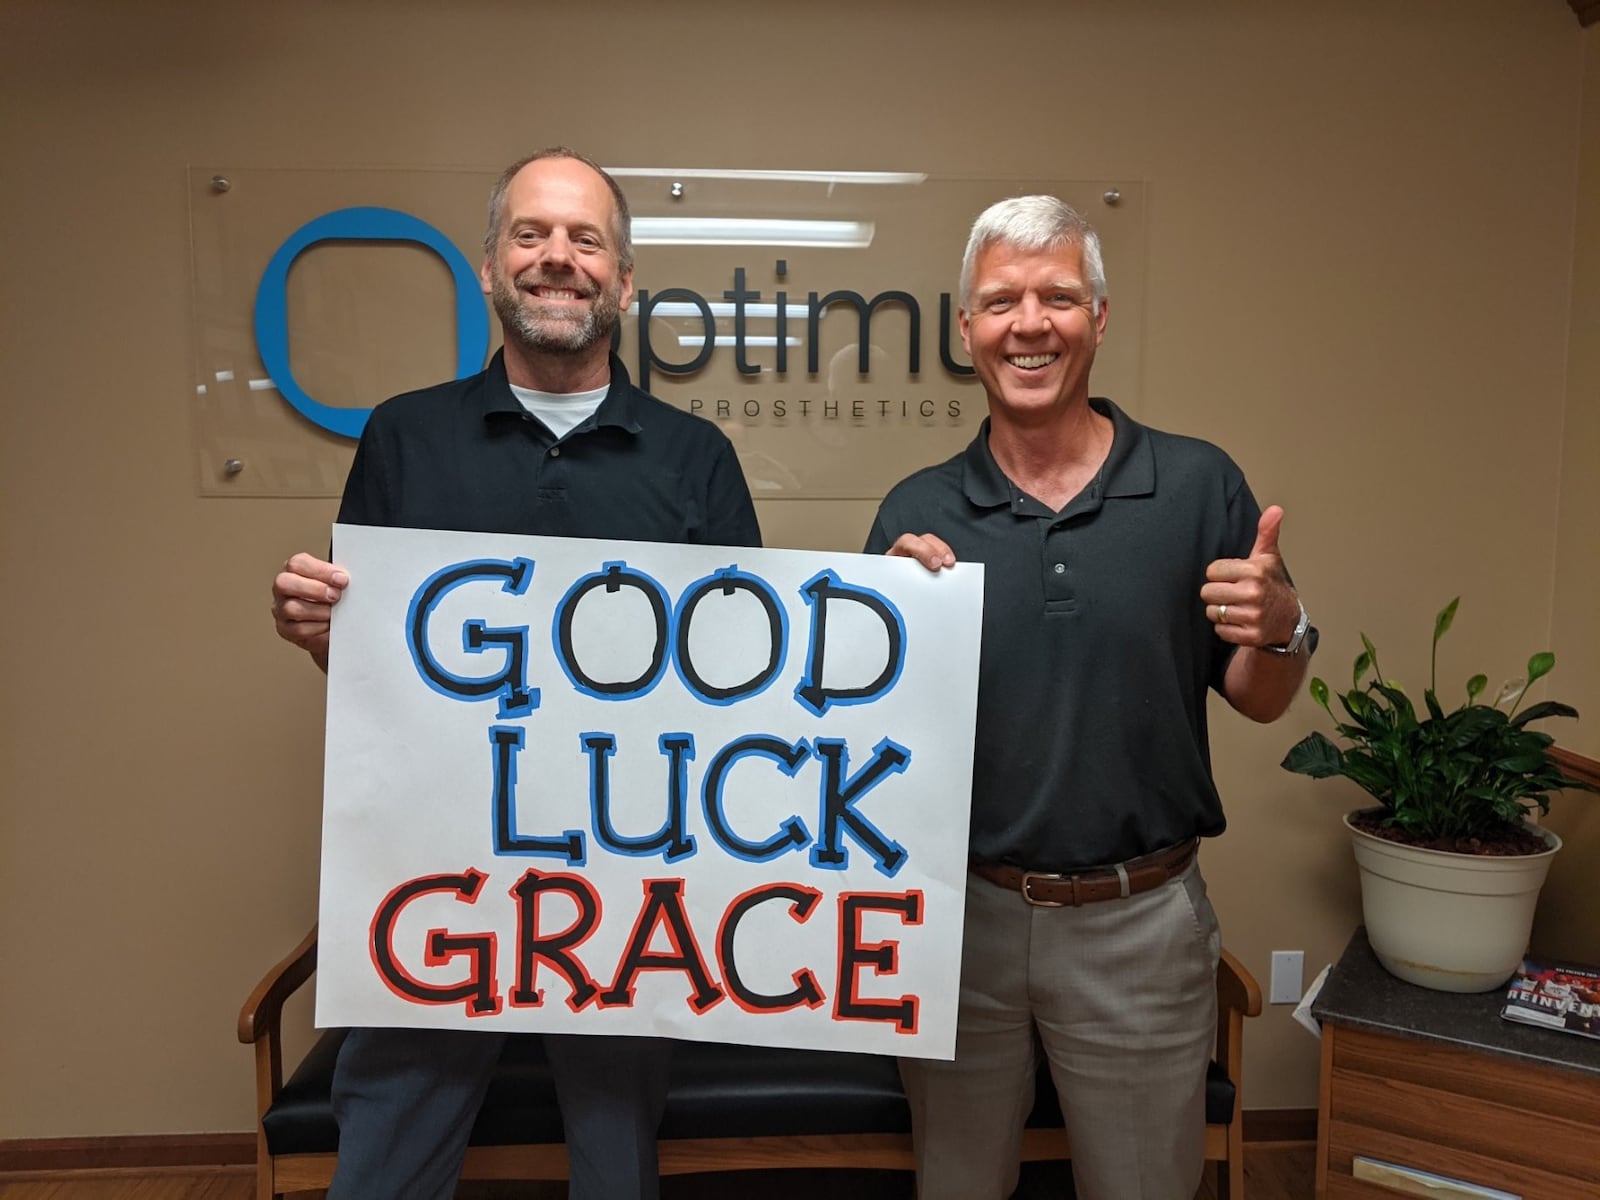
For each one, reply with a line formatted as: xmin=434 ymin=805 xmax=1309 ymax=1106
xmin=316 ymin=524 xmax=983 ymax=1058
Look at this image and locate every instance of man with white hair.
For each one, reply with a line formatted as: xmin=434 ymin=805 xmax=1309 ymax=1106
xmin=867 ymin=195 xmax=1313 ymax=1198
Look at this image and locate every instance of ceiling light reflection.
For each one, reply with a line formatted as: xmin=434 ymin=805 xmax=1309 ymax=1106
xmin=632 ymin=302 xmax=800 ymax=321
xmin=678 ymin=336 xmax=803 ymax=348
xmin=609 ymin=168 xmax=926 ymax=186
xmin=631 ymin=217 xmax=874 ymax=248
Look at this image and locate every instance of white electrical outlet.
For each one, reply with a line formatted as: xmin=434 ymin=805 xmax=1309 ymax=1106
xmin=1270 ymin=950 xmax=1305 ymax=1004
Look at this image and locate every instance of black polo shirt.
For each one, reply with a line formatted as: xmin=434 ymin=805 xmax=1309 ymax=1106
xmin=865 ymin=398 xmax=1258 ymax=870
xmin=337 ymin=351 xmax=760 ymax=550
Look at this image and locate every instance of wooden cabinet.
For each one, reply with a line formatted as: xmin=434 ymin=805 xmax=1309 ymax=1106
xmin=1313 ymin=930 xmax=1600 ymax=1200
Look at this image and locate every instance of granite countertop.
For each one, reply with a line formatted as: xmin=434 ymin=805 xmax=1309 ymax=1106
xmin=1311 ymin=927 xmax=1600 ymax=1078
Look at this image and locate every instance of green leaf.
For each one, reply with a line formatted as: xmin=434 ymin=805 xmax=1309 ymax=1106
xmin=1361 ymin=633 xmax=1379 ymax=682
xmin=1353 ymin=650 xmax=1372 ymax=687
xmin=1466 ymin=674 xmax=1487 ymax=702
xmin=1281 ymin=733 xmax=1346 ymax=778
xmin=1423 ymin=689 xmax=1444 ymax=722
xmin=1509 ymin=700 xmax=1579 ymax=728
xmin=1339 ymin=689 xmax=1375 ymax=726
xmin=1494 ymin=754 xmax=1551 ymax=774
xmin=1526 ymin=652 xmax=1555 ymax=685
xmin=1341 ymin=757 xmax=1396 ymax=802
xmin=1433 ymin=597 xmax=1459 ymax=646
xmin=1374 ymin=684 xmax=1417 ymax=724
xmin=1444 ymin=706 xmax=1505 ymax=745
xmin=1310 ymin=677 xmax=1330 ymax=712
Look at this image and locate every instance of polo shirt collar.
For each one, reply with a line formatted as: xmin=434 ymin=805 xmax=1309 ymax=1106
xmin=960 ymin=419 xmax=1013 ymax=509
xmin=478 ymin=349 xmax=645 ymax=435
xmin=961 ymin=396 xmax=1155 ymax=509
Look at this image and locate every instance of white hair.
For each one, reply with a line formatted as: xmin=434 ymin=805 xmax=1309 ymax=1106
xmin=959 ymin=195 xmax=1107 ymax=313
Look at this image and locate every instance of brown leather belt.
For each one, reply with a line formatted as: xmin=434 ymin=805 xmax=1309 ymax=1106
xmin=970 ymin=838 xmax=1199 ymax=907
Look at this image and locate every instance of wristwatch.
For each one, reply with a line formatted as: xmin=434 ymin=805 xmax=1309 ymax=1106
xmin=1262 ymin=598 xmax=1312 ymax=655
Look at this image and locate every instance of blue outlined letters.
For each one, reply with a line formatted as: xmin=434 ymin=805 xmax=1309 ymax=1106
xmin=810 ymin=737 xmax=911 ymax=876
xmin=554 ymin=562 xmax=673 ymax=700
xmin=408 ymin=558 xmax=538 ymax=718
xmin=672 ymin=566 xmax=788 ymax=705
xmin=489 ymin=726 xmax=585 ymax=862
xmin=795 ymin=571 xmax=907 ymax=716
xmin=408 ymin=555 xmax=916 ymax=875
xmin=583 ymin=732 xmax=698 ymax=862
xmin=700 ymin=734 xmax=813 ymax=862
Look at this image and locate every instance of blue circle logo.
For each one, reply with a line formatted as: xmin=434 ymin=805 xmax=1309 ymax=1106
xmin=253 ymin=207 xmax=491 ymax=438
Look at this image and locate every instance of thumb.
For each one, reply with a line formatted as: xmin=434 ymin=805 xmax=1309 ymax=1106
xmin=1250 ymin=505 xmax=1285 ymax=559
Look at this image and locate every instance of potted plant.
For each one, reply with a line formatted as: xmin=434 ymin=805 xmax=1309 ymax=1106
xmin=1282 ymin=597 xmax=1596 ymax=993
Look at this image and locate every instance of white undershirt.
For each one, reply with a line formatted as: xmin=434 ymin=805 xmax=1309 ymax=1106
xmin=509 ymin=383 xmax=609 ymax=440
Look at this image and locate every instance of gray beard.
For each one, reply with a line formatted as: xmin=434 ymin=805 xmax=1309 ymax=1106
xmin=493 ymin=272 xmax=621 ymax=355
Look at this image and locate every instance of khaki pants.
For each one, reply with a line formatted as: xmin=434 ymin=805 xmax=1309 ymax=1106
xmin=899 ymin=859 xmax=1220 ymax=1200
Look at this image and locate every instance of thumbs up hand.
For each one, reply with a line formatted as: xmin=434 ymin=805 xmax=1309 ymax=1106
xmin=1201 ymin=505 xmax=1300 ymax=647
xmin=1247 ymin=505 xmax=1284 ymax=561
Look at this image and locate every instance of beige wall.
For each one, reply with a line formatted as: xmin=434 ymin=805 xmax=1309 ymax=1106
xmin=2 ymin=0 xmax=1594 ymax=1139
xmin=1537 ymin=20 xmax=1600 ymax=967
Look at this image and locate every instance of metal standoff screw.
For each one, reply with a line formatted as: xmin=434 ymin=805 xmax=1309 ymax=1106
xmin=1102 ymin=189 xmax=1121 ymax=206
xmin=670 ymin=181 xmax=684 ymax=199
xmin=211 ymin=175 xmax=232 ymax=194
xmin=223 ymin=458 xmax=244 ymax=476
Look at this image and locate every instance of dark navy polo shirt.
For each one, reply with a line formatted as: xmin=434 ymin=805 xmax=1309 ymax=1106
xmin=337 ymin=351 xmax=760 ymax=549
xmin=865 ymin=398 xmax=1259 ymax=870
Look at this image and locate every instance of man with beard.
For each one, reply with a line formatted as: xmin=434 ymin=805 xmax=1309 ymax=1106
xmin=270 ymin=147 xmax=760 ymax=1200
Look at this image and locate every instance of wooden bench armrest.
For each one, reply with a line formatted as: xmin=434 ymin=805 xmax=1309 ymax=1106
xmin=1214 ymin=944 xmax=1262 ymax=1143
xmin=1217 ymin=947 xmax=1262 ymax=1020
xmin=238 ymin=924 xmax=319 ymax=1045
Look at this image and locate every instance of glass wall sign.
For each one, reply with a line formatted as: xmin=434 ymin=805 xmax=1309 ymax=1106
xmin=187 ymin=167 xmax=1145 ymax=499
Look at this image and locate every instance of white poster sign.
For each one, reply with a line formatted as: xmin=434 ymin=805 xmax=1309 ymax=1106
xmin=317 ymin=524 xmax=983 ymax=1058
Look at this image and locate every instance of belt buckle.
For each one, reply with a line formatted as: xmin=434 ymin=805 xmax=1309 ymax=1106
xmin=1020 ymin=870 xmax=1068 ymax=908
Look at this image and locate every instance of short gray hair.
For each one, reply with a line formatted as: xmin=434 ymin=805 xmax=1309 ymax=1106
xmin=483 ymin=147 xmax=634 ymax=273
xmin=959 ymin=195 xmax=1107 ymax=313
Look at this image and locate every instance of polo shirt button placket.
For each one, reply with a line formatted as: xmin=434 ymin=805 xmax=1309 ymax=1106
xmin=1043 ymin=526 xmax=1076 ymax=612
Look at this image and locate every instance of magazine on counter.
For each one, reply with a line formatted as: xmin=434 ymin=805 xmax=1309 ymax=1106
xmin=1500 ymin=957 xmax=1600 ymax=1041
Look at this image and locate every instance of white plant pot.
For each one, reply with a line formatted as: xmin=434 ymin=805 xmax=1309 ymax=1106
xmin=1345 ymin=811 xmax=1561 ymax=994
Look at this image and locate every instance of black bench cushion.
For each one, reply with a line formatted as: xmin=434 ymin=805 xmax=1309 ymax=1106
xmin=263 ymin=1031 xmax=1234 ymax=1156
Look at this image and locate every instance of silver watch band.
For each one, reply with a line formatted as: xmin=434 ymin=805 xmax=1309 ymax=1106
xmin=1262 ymin=599 xmax=1310 ymax=655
